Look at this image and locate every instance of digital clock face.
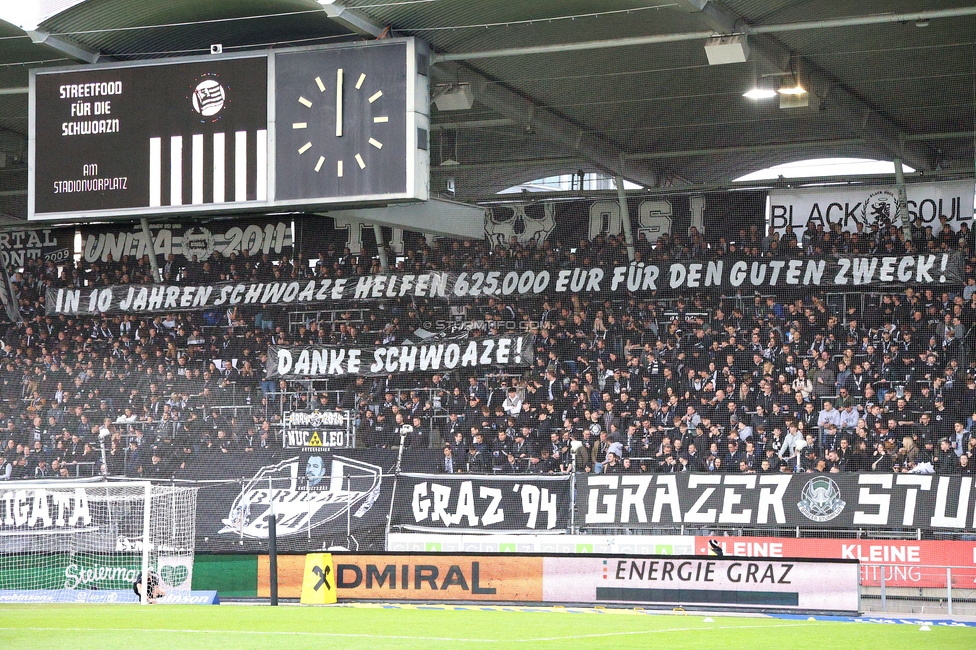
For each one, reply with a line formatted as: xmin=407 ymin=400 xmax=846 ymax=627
xmin=274 ymin=42 xmax=409 ymax=202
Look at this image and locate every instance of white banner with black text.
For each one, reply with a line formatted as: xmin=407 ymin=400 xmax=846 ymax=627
xmin=769 ymin=180 xmax=974 ymax=239
xmin=266 ymin=334 xmax=534 ymax=379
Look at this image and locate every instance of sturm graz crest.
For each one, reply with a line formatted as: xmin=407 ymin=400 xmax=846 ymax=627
xmin=189 ymin=73 xmax=228 ymax=122
xmin=797 ymin=476 xmax=846 ymax=523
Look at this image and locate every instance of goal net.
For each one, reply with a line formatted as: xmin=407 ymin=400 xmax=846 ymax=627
xmin=0 ymin=480 xmax=198 ymax=603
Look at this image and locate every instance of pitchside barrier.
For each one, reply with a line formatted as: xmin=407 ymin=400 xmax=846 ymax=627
xmin=267 ymin=551 xmax=859 ymax=614
xmin=385 ymin=533 xmax=976 ymax=616
xmin=177 ymin=534 xmax=972 ymax=614
xmin=386 ymin=533 xmax=976 ymax=589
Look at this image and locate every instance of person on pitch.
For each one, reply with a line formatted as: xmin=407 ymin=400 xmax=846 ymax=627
xmin=133 ymin=570 xmax=166 ymax=603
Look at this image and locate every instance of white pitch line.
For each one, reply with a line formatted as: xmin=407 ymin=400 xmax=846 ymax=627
xmin=0 ymin=627 xmax=497 ymax=643
xmin=0 ymin=622 xmax=815 ymax=644
xmin=522 ymin=622 xmax=815 ymax=642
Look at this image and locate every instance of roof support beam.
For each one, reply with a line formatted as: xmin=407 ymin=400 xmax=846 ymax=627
xmin=431 ymin=7 xmax=976 ymax=63
xmin=431 ymin=129 xmax=976 ymax=159
xmin=430 ymin=119 xmax=515 ymax=131
xmin=428 ymin=4 xmax=961 ymax=172
xmin=431 ymin=157 xmax=583 ymax=172
xmin=27 ymin=30 xmax=112 ymax=64
xmin=626 ymin=138 xmax=865 ymax=161
xmin=432 ymin=63 xmax=660 ymax=188
xmin=904 ymin=130 xmax=975 ymax=142
xmin=452 ymin=170 xmax=976 ymax=204
xmin=430 ymin=137 xmax=864 ymax=171
xmin=318 ymin=0 xmax=385 ymax=38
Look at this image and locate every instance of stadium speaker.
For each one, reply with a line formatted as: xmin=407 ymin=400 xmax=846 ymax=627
xmin=433 ymin=84 xmax=475 ymax=111
xmin=704 ymin=35 xmax=750 ymax=65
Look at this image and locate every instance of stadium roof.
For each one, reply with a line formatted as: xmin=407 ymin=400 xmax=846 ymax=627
xmin=0 ymin=0 xmax=974 ymax=221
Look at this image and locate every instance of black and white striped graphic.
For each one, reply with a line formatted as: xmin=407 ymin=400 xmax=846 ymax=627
xmin=149 ymin=129 xmax=267 ymax=207
xmin=33 ymin=56 xmax=268 ymax=217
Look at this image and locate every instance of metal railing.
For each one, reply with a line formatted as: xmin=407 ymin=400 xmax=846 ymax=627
xmin=72 ymin=461 xmax=98 ymax=477
xmin=287 ymin=307 xmax=368 ymax=333
xmin=862 ymin=564 xmax=976 ymax=616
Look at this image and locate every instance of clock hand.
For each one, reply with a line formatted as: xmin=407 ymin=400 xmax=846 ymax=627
xmin=335 ymin=68 xmax=343 ymax=137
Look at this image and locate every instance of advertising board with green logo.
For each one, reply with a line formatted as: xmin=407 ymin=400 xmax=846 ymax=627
xmin=0 ymin=553 xmax=142 ymax=591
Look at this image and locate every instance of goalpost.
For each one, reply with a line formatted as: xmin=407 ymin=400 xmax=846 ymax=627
xmin=0 ymin=480 xmax=198 ymax=604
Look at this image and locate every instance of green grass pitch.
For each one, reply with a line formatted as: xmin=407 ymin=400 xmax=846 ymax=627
xmin=0 ymin=604 xmax=973 ymax=649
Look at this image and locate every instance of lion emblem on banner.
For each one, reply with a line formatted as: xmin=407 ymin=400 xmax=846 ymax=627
xmin=485 ymin=202 xmax=556 ymax=248
xmin=860 ymin=190 xmax=902 ymax=231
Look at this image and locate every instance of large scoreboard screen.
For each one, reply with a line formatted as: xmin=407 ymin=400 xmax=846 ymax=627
xmin=33 ymin=56 xmax=268 ymax=216
xmin=29 ymin=39 xmax=428 ymax=221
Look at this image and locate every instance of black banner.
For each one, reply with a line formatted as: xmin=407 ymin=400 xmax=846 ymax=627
xmin=175 ymin=449 xmax=440 ymax=552
xmin=580 ymin=473 xmax=976 ymax=532
xmin=185 ymin=451 xmax=388 ymax=552
xmin=47 ymin=276 xmax=351 ymax=316
xmin=44 ymin=271 xmax=447 ymax=316
xmin=79 ymin=218 xmax=292 ymax=265
xmin=46 ymin=251 xmax=966 ymax=315
xmin=393 ymin=473 xmax=573 ymax=532
xmin=0 ymin=262 xmax=20 ymax=323
xmin=293 ymin=194 xmax=766 ymax=257
xmin=658 ymin=252 xmax=965 ymax=290
xmin=282 ymin=409 xmax=354 ymax=450
xmin=267 ymin=334 xmax=534 ymax=379
xmin=485 ymin=194 xmax=767 ymax=249
xmin=0 ymin=227 xmax=74 ymax=268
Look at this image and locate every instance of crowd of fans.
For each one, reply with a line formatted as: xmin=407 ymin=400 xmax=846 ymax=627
xmin=2 ymin=214 xmax=976 ymax=481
